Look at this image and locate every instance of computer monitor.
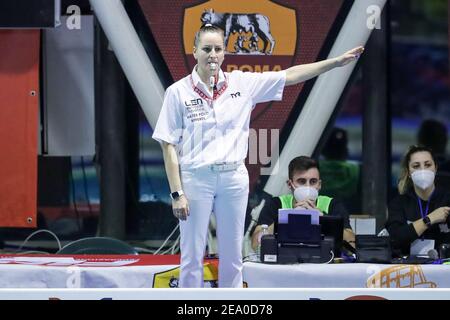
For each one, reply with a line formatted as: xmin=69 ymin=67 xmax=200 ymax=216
xmin=276 ymin=210 xmax=343 ymax=255
xmin=276 ymin=209 xmax=321 ymax=244
xmin=319 ymin=215 xmax=344 ymax=257
xmin=277 ymin=213 xmax=321 ymax=244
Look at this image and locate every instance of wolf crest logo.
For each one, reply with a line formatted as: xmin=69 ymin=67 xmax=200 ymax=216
xmin=152 ymin=263 xmax=219 ymax=288
xmin=200 ymin=8 xmax=275 ymax=55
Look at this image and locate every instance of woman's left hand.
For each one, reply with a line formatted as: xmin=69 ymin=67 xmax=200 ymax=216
xmin=335 ymin=46 xmax=365 ymax=67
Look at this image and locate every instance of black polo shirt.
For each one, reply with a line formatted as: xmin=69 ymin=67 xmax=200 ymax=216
xmin=386 ymin=187 xmax=450 ymax=255
xmin=257 ymin=195 xmax=352 ymax=230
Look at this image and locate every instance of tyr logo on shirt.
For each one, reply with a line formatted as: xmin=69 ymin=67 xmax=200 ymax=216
xmin=230 ymin=92 xmax=241 ymax=98
xmin=184 ymin=98 xmax=203 ymax=107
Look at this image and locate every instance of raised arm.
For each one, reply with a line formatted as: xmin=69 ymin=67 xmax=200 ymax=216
xmin=161 ymin=142 xmax=189 ymax=220
xmin=285 ymin=46 xmax=364 ymax=86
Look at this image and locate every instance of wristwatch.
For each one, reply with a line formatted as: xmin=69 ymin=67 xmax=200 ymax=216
xmin=170 ymin=190 xmax=184 ymax=200
xmin=423 ymin=216 xmax=432 ymax=228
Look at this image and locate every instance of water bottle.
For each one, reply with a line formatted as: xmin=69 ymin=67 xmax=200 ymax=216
xmin=257 ymin=224 xmax=269 ymax=262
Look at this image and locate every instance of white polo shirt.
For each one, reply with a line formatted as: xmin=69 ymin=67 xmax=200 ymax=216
xmin=152 ymin=67 xmax=286 ymax=169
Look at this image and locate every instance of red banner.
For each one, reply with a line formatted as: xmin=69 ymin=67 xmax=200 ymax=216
xmin=0 ymin=30 xmax=39 ymax=227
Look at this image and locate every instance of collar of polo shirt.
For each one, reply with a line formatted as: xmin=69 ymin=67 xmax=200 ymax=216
xmin=192 ymin=65 xmax=226 ymax=89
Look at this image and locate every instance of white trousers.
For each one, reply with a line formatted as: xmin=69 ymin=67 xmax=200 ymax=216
xmin=179 ymin=164 xmax=249 ymax=288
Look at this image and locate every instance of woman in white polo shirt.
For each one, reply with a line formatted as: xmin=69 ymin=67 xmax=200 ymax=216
xmin=152 ymin=24 xmax=364 ymax=288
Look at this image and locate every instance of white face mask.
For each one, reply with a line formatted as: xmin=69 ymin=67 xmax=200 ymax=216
xmin=411 ymin=169 xmax=435 ymax=190
xmin=294 ymin=186 xmax=319 ymax=202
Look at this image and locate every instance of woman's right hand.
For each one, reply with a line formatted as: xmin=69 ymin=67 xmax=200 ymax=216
xmin=428 ymin=206 xmax=450 ymax=225
xmin=172 ymin=195 xmax=190 ymax=221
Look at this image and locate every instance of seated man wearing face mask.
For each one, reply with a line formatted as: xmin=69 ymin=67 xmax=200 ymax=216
xmin=386 ymin=145 xmax=450 ymax=257
xmin=251 ymin=156 xmax=355 ymax=251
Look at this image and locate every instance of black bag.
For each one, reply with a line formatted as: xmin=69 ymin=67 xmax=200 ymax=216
xmin=356 ymin=235 xmax=392 ymax=263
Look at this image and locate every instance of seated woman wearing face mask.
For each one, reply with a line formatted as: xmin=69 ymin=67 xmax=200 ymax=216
xmin=251 ymin=156 xmax=354 ymax=251
xmin=386 ymin=145 xmax=450 ymax=257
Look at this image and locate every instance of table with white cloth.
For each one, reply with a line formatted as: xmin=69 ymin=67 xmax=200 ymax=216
xmin=1 ymin=254 xmax=450 ymax=289
xmin=0 ymin=254 xmax=218 ymax=288
xmin=242 ymin=261 xmax=450 ymax=288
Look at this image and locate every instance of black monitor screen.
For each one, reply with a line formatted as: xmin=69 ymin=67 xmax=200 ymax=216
xmin=319 ymin=215 xmax=343 ymax=257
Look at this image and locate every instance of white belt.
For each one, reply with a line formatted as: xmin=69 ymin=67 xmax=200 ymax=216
xmin=208 ymin=162 xmax=242 ymax=172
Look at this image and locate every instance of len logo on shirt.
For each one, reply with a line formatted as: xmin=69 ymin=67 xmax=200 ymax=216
xmin=184 ymin=98 xmax=203 ymax=107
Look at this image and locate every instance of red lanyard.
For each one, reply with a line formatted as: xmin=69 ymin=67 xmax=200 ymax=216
xmin=190 ymin=74 xmax=228 ymax=106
